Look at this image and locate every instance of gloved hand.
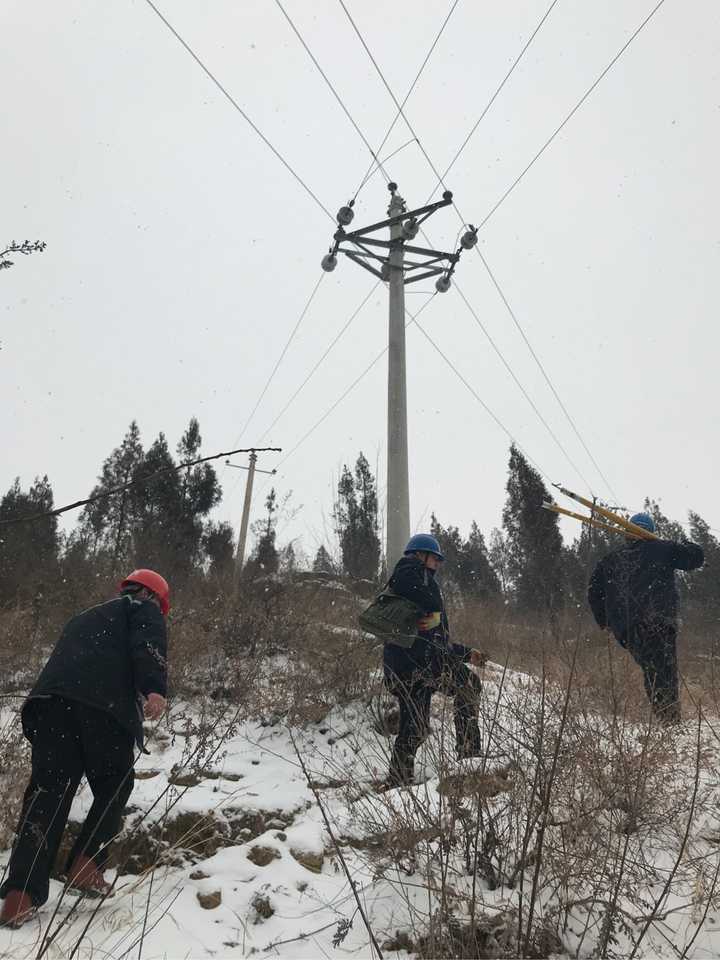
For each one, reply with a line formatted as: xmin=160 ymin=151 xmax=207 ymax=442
xmin=143 ymin=692 xmax=167 ymax=720
xmin=469 ymin=649 xmax=487 ymax=667
xmin=417 ymin=612 xmax=441 ymax=631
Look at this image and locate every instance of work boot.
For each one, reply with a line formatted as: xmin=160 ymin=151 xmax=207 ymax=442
xmin=0 ymin=890 xmax=37 ymax=928
xmin=66 ymin=854 xmax=114 ymax=899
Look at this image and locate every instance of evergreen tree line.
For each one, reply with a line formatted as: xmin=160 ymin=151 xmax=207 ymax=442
xmin=1 ymin=428 xmax=718 ymax=627
xmin=317 ymin=445 xmax=720 ymax=626
xmin=0 ymin=420 xmax=233 ymax=605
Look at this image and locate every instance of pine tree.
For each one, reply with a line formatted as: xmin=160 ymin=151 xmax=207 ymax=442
xmin=430 ymin=516 xmax=500 ymax=600
xmin=502 ymin=445 xmax=563 ymax=614
xmin=130 ymin=432 xmax=183 ymax=575
xmin=203 ymin=521 xmax=235 ymax=579
xmin=564 ymin=521 xmax=615 ymax=605
xmin=247 ymin=489 xmax=279 ymax=576
xmin=335 ymin=453 xmax=381 ymax=580
xmin=459 ymin=521 xmax=501 ymax=600
xmin=79 ymin=421 xmax=144 ymax=566
xmin=279 ymin=542 xmax=297 ymax=576
xmin=430 ymin=515 xmax=463 ymax=568
xmin=312 ymin=544 xmax=336 ymax=574
xmin=686 ymin=512 xmax=720 ymax=626
xmin=175 ymin=418 xmax=222 ymax=567
xmin=488 ymin=528 xmax=511 ymax=596
xmin=0 ymin=476 xmax=59 ymax=604
xmin=642 ymin=498 xmax=686 ymax=542
xmin=80 ymin=419 xmax=222 ymax=582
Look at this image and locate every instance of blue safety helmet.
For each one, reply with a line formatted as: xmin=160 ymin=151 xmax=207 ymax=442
xmin=404 ymin=533 xmax=445 ymax=560
xmin=629 ymin=512 xmax=656 ymax=534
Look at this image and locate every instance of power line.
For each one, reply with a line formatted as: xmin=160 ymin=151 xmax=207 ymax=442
xmin=225 ymin=13 xmax=422 ymax=472
xmin=355 ymin=137 xmax=419 ymax=194
xmin=262 ymin=295 xmax=437 ymax=487
xmin=424 ymin=0 xmax=560 ymax=202
xmin=337 ymin=0 xmax=450 ymax=193
xmin=411 ymin=316 xmax=550 ymax=481
xmin=475 ymin=0 xmax=668 ymax=231
xmin=353 ymin=0 xmax=462 ymax=201
xmin=0 ymin=447 xmax=282 ymax=526
xmin=336 ymin=5 xmax=602 ymax=487
xmin=142 ymin=0 xmax=349 ymax=511
xmin=235 ymin=273 xmax=326 ymax=445
xmin=452 ymin=278 xmax=595 ymax=491
xmin=273 ymin=0 xmax=391 ymax=183
xmin=473 ymin=248 xmax=620 ymax=500
xmin=141 ymin=0 xmax=335 ymax=223
xmin=338 ymin=0 xmax=631 ymax=499
xmin=257 ymin=281 xmax=381 ymax=443
xmin=224 ymin=272 xmax=326 ymax=505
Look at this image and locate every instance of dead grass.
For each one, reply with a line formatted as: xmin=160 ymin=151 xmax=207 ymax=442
xmin=3 ymin=579 xmax=720 ymax=958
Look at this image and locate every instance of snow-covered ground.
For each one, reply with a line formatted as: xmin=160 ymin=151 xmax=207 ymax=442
xmin=2 ymin=661 xmax=720 ymax=958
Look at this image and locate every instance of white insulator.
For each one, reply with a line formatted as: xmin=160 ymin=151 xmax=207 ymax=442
xmin=337 ymin=206 xmax=354 ymax=226
xmin=321 ymin=253 xmax=337 ymax=272
xmin=435 ymin=275 xmax=451 ymax=293
xmin=460 ymin=228 xmax=478 ymax=250
xmin=402 ymin=218 xmax=419 ymax=240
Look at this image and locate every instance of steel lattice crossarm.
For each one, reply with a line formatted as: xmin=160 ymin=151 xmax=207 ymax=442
xmin=320 ymin=182 xmax=478 ymax=291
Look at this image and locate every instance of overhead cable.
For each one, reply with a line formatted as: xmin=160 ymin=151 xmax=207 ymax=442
xmin=353 ymin=0 xmax=462 ymax=200
xmin=475 ymin=0 xmax=668 ymax=230
xmin=142 ymin=0 xmax=335 ymax=223
xmin=411 ymin=316 xmax=550 ymax=481
xmin=224 ymin=273 xmax=326 ymax=504
xmin=257 ymin=281 xmax=382 ymax=444
xmin=452 ymin=278 xmax=594 ymax=491
xmin=356 ymin=138 xmax=419 ymax=194
xmin=424 ymin=0 xmax=560 ymax=202
xmin=339 ymin=0 xmax=636 ymax=499
xmin=235 ymin=273 xmax=326 ymax=445
xmin=0 ymin=447 xmax=282 ymax=526
xmin=474 ymin=249 xmax=620 ymax=499
xmin=337 ymin=3 xmax=605 ymax=492
xmin=337 ymin=0 xmax=450 ymax=192
xmin=274 ymin=0 xmax=391 ymax=183
xmin=264 ymin=295 xmax=437 ymax=484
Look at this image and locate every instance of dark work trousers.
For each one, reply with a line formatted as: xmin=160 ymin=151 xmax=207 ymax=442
xmin=0 ymin=697 xmax=135 ymax=906
xmin=623 ymin=617 xmax=680 ymax=721
xmin=387 ymin=660 xmax=482 ymax=785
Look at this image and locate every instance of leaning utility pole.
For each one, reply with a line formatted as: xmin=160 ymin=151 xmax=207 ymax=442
xmin=226 ymin=453 xmax=276 ymax=581
xmin=320 ymin=182 xmax=477 ymax=568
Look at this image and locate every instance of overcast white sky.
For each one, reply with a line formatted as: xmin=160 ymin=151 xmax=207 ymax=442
xmin=2 ymin=0 xmax=719 ymax=561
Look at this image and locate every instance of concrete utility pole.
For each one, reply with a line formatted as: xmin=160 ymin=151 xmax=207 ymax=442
xmin=320 ymin=182 xmax=476 ymax=569
xmin=225 ymin=453 xmax=276 ymax=581
xmin=386 ymin=188 xmax=410 ymax=568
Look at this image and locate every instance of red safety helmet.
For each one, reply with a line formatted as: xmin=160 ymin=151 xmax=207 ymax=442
xmin=120 ymin=569 xmax=170 ymax=616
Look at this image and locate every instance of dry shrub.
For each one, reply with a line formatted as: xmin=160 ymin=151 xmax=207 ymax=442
xmin=4 ymin=573 xmax=720 ymax=958
xmin=0 ymin=703 xmax=30 ymax=850
xmin=165 ymin=574 xmax=380 ymax=721
xmin=0 ymin=607 xmax=51 ymax=692
xmin=336 ymin=616 xmax=720 ymax=959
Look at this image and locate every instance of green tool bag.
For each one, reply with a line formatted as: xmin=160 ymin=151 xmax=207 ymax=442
xmin=358 ymin=587 xmax=422 ymax=648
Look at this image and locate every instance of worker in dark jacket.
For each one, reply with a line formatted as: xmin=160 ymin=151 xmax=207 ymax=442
xmin=384 ymin=534 xmax=484 ymax=787
xmin=588 ymin=513 xmax=703 ymax=722
xmin=0 ymin=569 xmax=170 ymax=930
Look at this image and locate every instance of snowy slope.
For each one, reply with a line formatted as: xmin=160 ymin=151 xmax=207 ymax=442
xmin=2 ymin=661 xmax=720 ymax=959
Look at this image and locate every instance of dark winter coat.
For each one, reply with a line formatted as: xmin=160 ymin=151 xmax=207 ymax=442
xmin=22 ymin=596 xmax=168 ymax=749
xmin=383 ymin=555 xmax=471 ymax=682
xmin=588 ymin=539 xmax=704 ymax=640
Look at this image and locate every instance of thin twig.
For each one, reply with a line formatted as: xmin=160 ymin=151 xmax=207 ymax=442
xmin=288 ymin=726 xmax=384 ymax=959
